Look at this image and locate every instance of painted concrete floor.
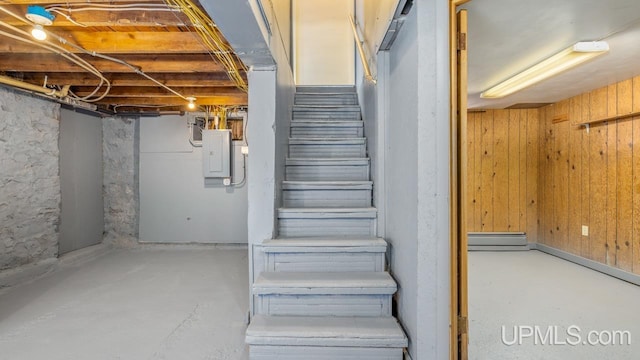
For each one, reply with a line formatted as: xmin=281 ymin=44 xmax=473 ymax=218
xmin=0 ymin=247 xmax=249 ymax=360
xmin=469 ymin=250 xmax=640 ymax=360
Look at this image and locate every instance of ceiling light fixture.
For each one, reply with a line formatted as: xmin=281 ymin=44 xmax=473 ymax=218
xmin=26 ymin=5 xmax=55 ymax=41
xmin=186 ymin=97 xmax=196 ymax=110
xmin=481 ymin=41 xmax=610 ymax=99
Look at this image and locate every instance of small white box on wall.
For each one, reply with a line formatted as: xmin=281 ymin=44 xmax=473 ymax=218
xmin=202 ymin=129 xmax=231 ymax=178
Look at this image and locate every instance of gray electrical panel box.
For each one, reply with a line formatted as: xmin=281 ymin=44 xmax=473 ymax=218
xmin=202 ymin=129 xmax=231 ymax=178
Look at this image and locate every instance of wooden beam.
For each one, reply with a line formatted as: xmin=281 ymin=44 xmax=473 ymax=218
xmin=0 ymin=6 xmax=191 ymax=27
xmin=0 ymin=31 xmax=209 ymax=54
xmin=0 ymin=53 xmax=225 ymax=73
xmin=73 ymin=86 xmax=244 ymax=97
xmin=98 ymin=95 xmax=247 ymax=106
xmin=5 ymin=0 xmax=162 ymax=4
xmin=15 ymin=72 xmax=239 ymax=87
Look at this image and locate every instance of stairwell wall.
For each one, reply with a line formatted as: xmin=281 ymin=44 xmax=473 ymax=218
xmin=356 ymin=1 xmax=451 ymax=358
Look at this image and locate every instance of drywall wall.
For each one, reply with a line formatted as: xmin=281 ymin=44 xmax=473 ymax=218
xmin=270 ymin=0 xmax=292 ymax=66
xmin=357 ymin=0 xmax=398 ymax=60
xmin=293 ymin=0 xmax=355 ymax=85
xmin=138 ymin=115 xmax=247 ymax=243
xmin=385 ymin=8 xmax=419 ymax=355
xmin=466 ymin=109 xmax=538 ymax=240
xmin=0 ymin=87 xmax=60 ymax=270
xmin=382 ymin=2 xmax=451 ymax=358
xmin=537 ymin=77 xmax=640 ymax=274
xmin=59 ymin=109 xmax=104 ymax=254
xmin=103 ymin=116 xmax=138 ymax=247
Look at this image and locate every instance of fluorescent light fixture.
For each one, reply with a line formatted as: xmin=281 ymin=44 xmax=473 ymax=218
xmin=481 ymin=41 xmax=609 ymax=99
xmin=31 ymin=24 xmax=47 ymax=41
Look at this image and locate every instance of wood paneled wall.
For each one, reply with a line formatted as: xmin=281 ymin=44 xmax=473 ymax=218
xmin=537 ymin=77 xmax=640 ymax=274
xmin=466 ymin=109 xmax=538 ymax=238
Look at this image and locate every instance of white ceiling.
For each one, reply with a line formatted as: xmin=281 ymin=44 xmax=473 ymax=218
xmin=461 ymin=0 xmax=640 ymax=109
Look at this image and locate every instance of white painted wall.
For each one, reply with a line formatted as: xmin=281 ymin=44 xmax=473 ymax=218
xmin=355 ymin=1 xmax=451 ymax=358
xmin=138 ymin=115 xmax=247 ymax=244
xmin=293 ymin=0 xmax=355 ymax=85
xmin=59 ymin=109 xmax=104 ymax=254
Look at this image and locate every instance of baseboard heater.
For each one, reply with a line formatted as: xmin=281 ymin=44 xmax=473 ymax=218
xmin=468 ymin=232 xmax=528 ymax=251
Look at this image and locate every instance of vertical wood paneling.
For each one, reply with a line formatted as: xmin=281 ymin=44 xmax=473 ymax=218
xmin=540 ymin=107 xmax=553 ymax=245
xmin=633 ymin=76 xmax=640 ymax=274
xmin=606 ymin=84 xmax=618 ymax=266
xmin=493 ymin=110 xmax=509 ymax=231
xmin=474 ymin=111 xmax=483 ymax=232
xmin=467 ymin=112 xmax=477 ymax=232
xmin=466 ymin=109 xmax=536 ymax=235
xmin=580 ymin=93 xmax=591 ymax=259
xmin=526 ymin=109 xmax=539 ymax=242
xmin=617 ymin=79 xmax=633 ymax=271
xmin=508 ymin=110 xmax=521 ymax=231
xmin=519 ymin=110 xmax=528 ymax=231
xmin=468 ymin=76 xmax=640 ymax=273
xmin=481 ymin=110 xmax=494 ymax=231
xmin=568 ymin=97 xmax=582 ymax=255
xmin=555 ymin=100 xmax=570 ymax=252
xmin=588 ymin=87 xmax=608 ymax=263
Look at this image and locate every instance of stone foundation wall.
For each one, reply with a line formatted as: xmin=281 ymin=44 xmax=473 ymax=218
xmin=102 ymin=117 xmax=138 ymax=246
xmin=0 ymin=87 xmax=61 ymax=270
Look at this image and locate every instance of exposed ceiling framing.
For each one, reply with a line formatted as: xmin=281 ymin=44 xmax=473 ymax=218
xmin=0 ymin=0 xmax=248 ymax=115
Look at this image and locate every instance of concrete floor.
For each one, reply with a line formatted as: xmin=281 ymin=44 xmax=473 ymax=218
xmin=469 ymin=251 xmax=640 ymax=360
xmin=0 ymin=247 xmax=249 ymax=360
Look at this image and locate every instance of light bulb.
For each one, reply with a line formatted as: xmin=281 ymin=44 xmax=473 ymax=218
xmin=186 ymin=97 xmax=196 ymax=110
xmin=31 ymin=25 xmax=47 ymax=41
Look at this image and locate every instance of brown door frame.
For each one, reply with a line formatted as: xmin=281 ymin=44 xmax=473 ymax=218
xmin=450 ymin=1 xmax=470 ymax=360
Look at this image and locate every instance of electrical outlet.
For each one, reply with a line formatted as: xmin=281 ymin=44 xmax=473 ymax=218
xmin=582 ymin=225 xmax=589 ymax=236
xmin=241 ymin=146 xmax=249 ymax=155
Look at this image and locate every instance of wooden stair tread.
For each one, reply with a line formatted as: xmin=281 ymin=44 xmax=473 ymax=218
xmin=246 ymin=315 xmax=408 ymax=347
xmin=253 ymin=271 xmax=396 ymax=294
xmin=262 ymin=237 xmax=386 ymax=253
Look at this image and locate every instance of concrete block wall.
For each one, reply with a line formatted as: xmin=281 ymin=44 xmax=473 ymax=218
xmin=0 ymin=87 xmax=61 ymax=270
xmin=102 ymin=117 xmax=139 ymax=247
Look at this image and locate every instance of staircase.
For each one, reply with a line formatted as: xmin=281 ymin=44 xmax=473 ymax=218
xmin=246 ymin=86 xmax=408 ymax=359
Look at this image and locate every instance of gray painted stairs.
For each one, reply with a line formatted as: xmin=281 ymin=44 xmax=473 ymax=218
xmin=246 ymin=86 xmax=407 ymax=359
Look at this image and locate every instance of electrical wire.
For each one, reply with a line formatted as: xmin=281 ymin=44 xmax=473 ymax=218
xmin=0 ymin=21 xmax=111 ymax=102
xmin=164 ymin=0 xmax=248 ymax=92
xmin=0 ymin=6 xmax=111 ymax=102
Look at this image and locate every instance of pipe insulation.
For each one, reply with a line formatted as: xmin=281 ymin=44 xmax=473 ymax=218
xmin=0 ymin=74 xmax=68 ymax=98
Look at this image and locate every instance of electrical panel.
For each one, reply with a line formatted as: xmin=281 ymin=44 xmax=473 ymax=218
xmin=202 ymin=129 xmax=231 ymax=178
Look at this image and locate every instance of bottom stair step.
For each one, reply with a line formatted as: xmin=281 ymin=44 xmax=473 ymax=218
xmin=246 ymin=315 xmax=408 ymax=347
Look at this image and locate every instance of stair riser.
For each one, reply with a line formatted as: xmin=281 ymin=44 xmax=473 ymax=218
xmin=255 ymin=294 xmax=392 ymax=317
xmin=283 ymin=189 xmax=372 ymax=208
xmin=266 ymin=252 xmax=385 ymax=272
xmin=286 ymin=165 xmax=370 ymax=181
xmin=293 ymin=112 xmax=360 ymax=121
xmin=296 ymin=86 xmax=356 ymax=93
xmin=289 ymin=143 xmax=366 ymax=158
xmin=250 ymin=346 xmax=403 ymax=360
xmin=290 ymin=126 xmax=364 ymax=138
xmin=278 ymin=218 xmax=376 ymax=237
xmin=295 ymin=98 xmax=357 ymax=106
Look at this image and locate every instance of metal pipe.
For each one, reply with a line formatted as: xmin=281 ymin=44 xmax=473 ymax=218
xmin=0 ymin=74 xmax=67 ymax=98
xmin=349 ymin=15 xmax=376 ymax=84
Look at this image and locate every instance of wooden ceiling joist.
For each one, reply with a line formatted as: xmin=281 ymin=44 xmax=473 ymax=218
xmin=0 ymin=32 xmax=210 ymax=54
xmin=15 ymin=73 xmax=240 ymax=87
xmin=0 ymin=7 xmax=191 ymax=27
xmin=1 ymin=53 xmax=225 ymax=73
xmin=0 ymin=0 xmax=248 ymax=112
xmin=103 ymin=95 xmax=247 ymax=106
xmin=72 ymin=86 xmax=245 ymax=98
